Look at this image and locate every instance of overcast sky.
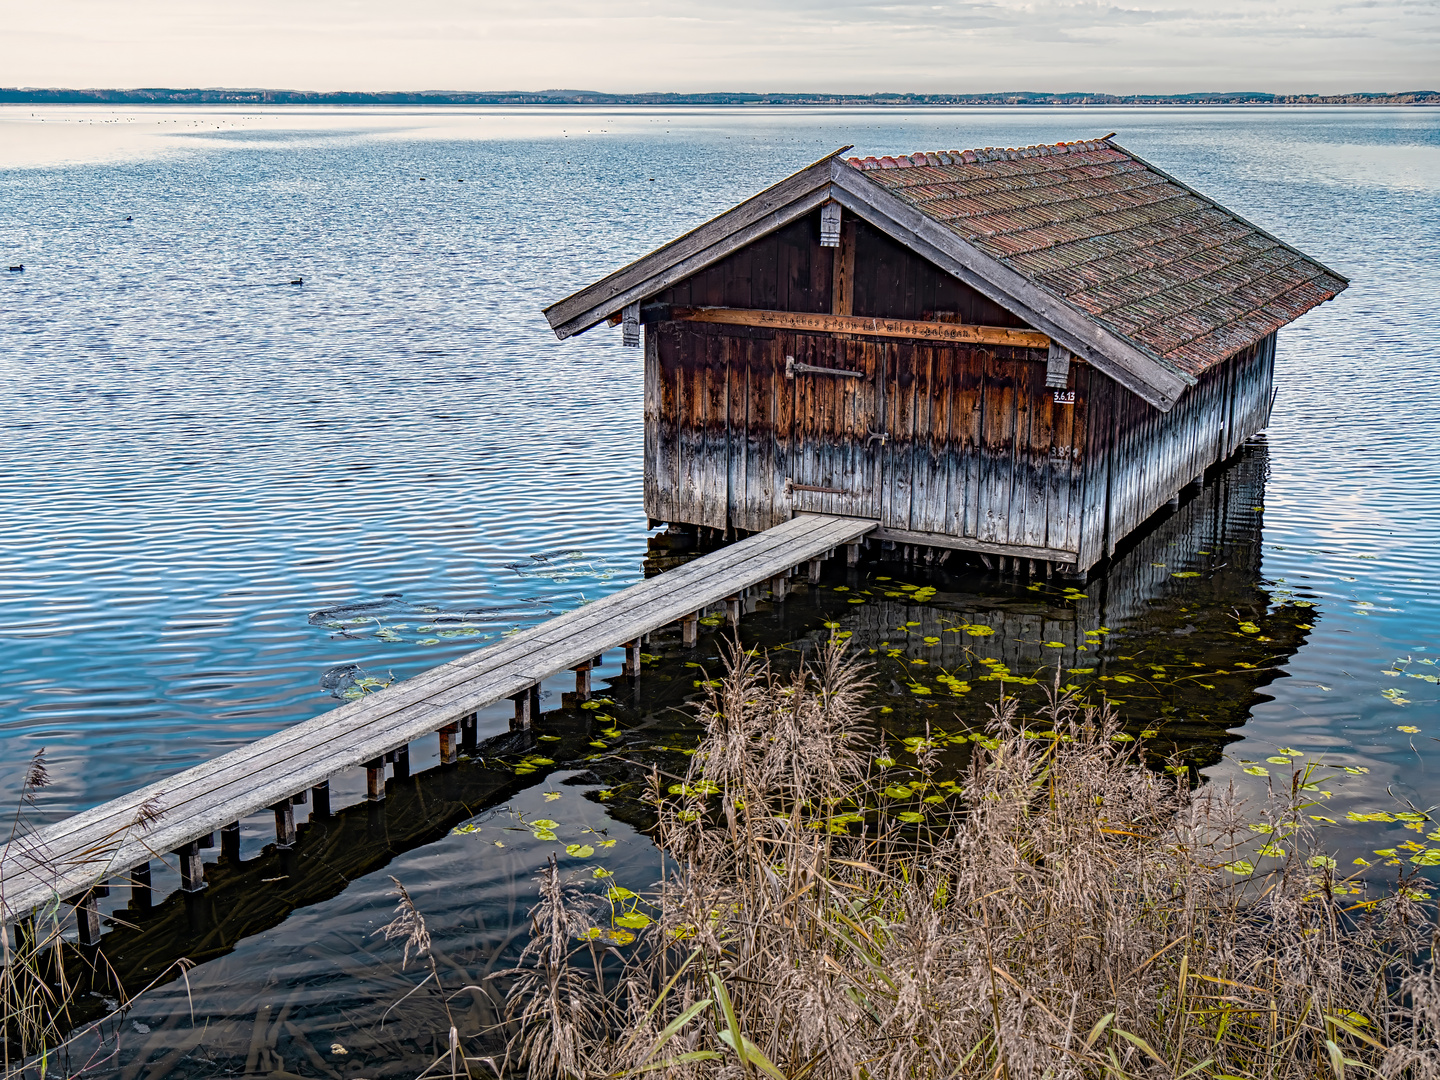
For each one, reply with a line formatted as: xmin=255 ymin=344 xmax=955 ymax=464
xmin=2 ymin=0 xmax=1436 ymax=94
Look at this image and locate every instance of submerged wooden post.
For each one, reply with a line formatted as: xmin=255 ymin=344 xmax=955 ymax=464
xmin=311 ymin=781 xmax=331 ymax=818
xmin=808 ymin=558 xmax=822 ymax=584
xmin=846 ymin=542 xmax=861 ymax=567
xmin=273 ymin=801 xmax=296 ymax=849
xmin=391 ymin=744 xmax=410 ymax=780
xmin=131 ymin=861 xmax=152 ymax=910
xmin=572 ymin=660 xmax=593 ymax=702
xmin=512 ymin=689 xmax=533 ymax=731
xmin=623 ymin=640 xmax=642 ymax=678
xmin=75 ymin=892 xmax=101 ymax=947
xmin=725 ymin=595 xmax=741 ymax=628
xmin=461 ymin=714 xmax=478 ymax=754
xmin=220 ymin=821 xmax=241 ymax=862
xmin=366 ymin=758 xmax=386 ymax=801
xmin=681 ymin=612 xmax=699 ymax=647
xmin=770 ymin=574 xmax=788 ymax=601
xmin=439 ymin=723 xmax=459 ymax=765
xmin=175 ymin=841 xmax=205 ymax=892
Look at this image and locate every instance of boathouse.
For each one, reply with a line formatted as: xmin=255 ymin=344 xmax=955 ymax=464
xmin=543 ymin=137 xmax=1347 ymax=574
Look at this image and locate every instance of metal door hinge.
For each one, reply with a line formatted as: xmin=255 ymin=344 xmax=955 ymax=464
xmin=784 ymin=477 xmax=849 ymax=498
xmin=786 ymin=355 xmax=865 ymax=380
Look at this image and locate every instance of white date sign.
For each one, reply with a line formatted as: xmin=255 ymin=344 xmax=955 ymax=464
xmin=1053 ymin=390 xmax=1076 ymax=405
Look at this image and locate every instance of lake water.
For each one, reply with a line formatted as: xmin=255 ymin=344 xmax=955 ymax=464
xmin=1 ymin=104 xmax=1437 ymax=1076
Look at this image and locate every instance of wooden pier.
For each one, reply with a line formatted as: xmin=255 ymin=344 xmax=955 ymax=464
xmin=0 ymin=513 xmax=873 ymax=936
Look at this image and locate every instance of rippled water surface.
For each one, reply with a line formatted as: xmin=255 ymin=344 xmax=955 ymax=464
xmin=1 ymin=105 xmax=1437 ymax=1075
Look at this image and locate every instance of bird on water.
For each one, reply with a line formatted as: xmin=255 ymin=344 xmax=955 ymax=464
xmin=7 ymin=265 xmax=21 ymax=272
xmin=290 ymin=278 xmax=303 ymax=285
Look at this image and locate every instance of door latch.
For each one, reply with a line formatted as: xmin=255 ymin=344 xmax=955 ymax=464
xmin=866 ymin=430 xmax=888 ymax=447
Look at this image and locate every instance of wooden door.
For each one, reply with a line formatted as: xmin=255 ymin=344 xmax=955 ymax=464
xmin=781 ymin=334 xmax=884 ymax=522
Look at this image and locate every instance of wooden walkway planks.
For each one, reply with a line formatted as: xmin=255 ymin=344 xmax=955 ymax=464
xmin=0 ymin=513 xmax=874 ymax=919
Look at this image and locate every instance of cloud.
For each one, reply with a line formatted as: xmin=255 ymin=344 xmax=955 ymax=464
xmin=0 ymin=0 xmax=1435 ymax=93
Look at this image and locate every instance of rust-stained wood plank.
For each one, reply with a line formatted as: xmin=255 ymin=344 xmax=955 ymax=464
xmin=709 ymin=306 xmax=1029 ymax=348
xmin=674 ymin=307 xmax=1049 ymax=349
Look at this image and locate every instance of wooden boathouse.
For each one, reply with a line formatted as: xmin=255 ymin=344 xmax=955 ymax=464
xmin=544 ymin=137 xmax=1347 ymax=574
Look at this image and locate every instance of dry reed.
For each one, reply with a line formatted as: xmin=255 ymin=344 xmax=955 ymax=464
xmin=494 ymin=639 xmax=1440 ymax=1079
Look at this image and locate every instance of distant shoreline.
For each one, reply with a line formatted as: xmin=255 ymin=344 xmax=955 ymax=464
xmin=2 ymin=87 xmax=1437 ymax=107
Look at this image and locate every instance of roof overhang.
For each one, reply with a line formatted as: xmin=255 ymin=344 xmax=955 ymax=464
xmin=543 ymin=152 xmax=1193 ymax=412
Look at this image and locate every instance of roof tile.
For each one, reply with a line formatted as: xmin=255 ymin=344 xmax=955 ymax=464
xmin=852 ymin=138 xmax=1345 ymax=377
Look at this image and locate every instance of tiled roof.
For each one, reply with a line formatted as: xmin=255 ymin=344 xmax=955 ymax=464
xmin=848 ymin=140 xmax=1346 ymax=378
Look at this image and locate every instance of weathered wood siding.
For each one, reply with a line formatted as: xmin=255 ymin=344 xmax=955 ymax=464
xmin=1079 ymin=332 xmax=1276 ymax=567
xmin=643 ymin=206 xmax=1281 ymax=573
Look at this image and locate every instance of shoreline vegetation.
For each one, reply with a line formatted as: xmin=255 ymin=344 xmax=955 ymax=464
xmin=464 ymin=640 xmax=1439 ymax=1079
xmin=1 ymin=88 xmax=1436 ymax=108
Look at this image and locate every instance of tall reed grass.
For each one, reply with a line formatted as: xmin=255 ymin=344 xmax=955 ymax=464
xmin=494 ymin=640 xmax=1440 ymax=1079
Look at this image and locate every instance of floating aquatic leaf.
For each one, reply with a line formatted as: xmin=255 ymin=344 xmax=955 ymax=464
xmin=1223 ymin=859 xmax=1255 ymax=875
xmin=592 ymin=866 xmax=613 ymax=878
xmin=1256 ymin=843 xmax=1286 ymax=858
xmin=544 ymin=791 xmax=562 ymax=801
xmin=530 ymin=818 xmax=558 ymax=829
xmin=577 ymin=927 xmax=602 ymax=941
xmin=874 ymin=756 xmax=896 ymax=768
xmin=1398 ymin=724 xmax=1420 ymax=732
xmin=882 ymin=784 xmax=915 ymax=799
xmin=451 ymin=823 xmax=481 ymax=835
xmin=965 ymin=625 xmax=995 ymax=636
xmin=1243 ymin=765 xmax=1269 ymax=777
xmin=896 ymin=811 xmax=924 ymax=824
xmin=1043 ymin=641 xmax=1065 ymax=648
xmin=1266 ymin=756 xmax=1292 ymax=765
xmin=606 ymin=929 xmax=635 ymax=944
xmin=1172 ymin=571 xmax=1201 ymax=578
xmin=528 ymin=757 xmax=555 ymax=766
xmin=538 ymin=734 xmax=561 ymax=742
xmin=565 ymin=843 xmax=595 ymax=858
xmin=1110 ymin=733 xmax=1134 ymax=742
xmin=607 ymin=886 xmax=636 ymax=902
xmin=418 ymin=637 xmax=441 ymax=646
xmin=614 ymin=912 xmax=652 ymax=929
xmin=532 ymin=829 xmax=558 ymax=841
xmin=1307 ymin=855 xmax=1338 ymax=870
xmin=1140 ymin=729 xmax=1159 ymax=738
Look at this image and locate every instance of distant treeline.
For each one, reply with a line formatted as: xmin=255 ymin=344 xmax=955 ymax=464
xmin=2 ymin=87 xmax=1437 ymax=107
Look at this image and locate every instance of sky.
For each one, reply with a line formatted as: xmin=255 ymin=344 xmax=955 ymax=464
xmin=1 ymin=0 xmax=1437 ymax=95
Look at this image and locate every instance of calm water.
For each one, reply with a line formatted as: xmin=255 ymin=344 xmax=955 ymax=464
xmin=1 ymin=105 xmax=1438 ymax=1075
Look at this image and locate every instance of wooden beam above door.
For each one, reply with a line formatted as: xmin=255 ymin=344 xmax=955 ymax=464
xmin=671 ymin=307 xmax=1050 ymax=349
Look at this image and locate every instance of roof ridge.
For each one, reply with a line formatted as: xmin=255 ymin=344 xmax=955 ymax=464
xmin=846 ymin=139 xmax=1115 ymax=170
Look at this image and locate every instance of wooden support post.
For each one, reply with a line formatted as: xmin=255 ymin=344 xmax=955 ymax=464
xmin=808 ymin=558 xmax=822 ymax=583
xmin=273 ymin=801 xmax=296 ymax=849
xmin=221 ymin=821 xmax=241 ymax=862
xmin=311 ymin=781 xmax=331 ymax=818
xmin=622 ymin=639 xmax=642 ymax=678
xmin=725 ymin=595 xmax=741 ymax=628
xmin=175 ymin=842 xmax=205 ymax=893
xmin=366 ymin=758 xmax=386 ymax=801
xmin=572 ymin=661 xmax=592 ymax=702
xmin=846 ymin=542 xmax=860 ymax=567
xmin=512 ymin=690 xmax=533 ymax=731
xmin=92 ymin=880 xmax=109 ymax=898
xmin=979 ymin=553 xmax=994 ymax=570
xmin=131 ymin=861 xmax=152 ymax=910
xmin=391 ymin=744 xmax=410 ymax=779
xmin=439 ymin=723 xmax=459 ymax=765
xmin=681 ymin=612 xmax=699 ymax=648
xmin=1028 ymin=558 xmax=1037 ymax=578
xmin=461 ymin=714 xmax=478 ymax=753
xmin=770 ymin=575 xmax=788 ymax=601
xmin=831 ymin=217 xmax=856 ymax=316
xmin=197 ymin=831 xmax=214 ymax=849
xmin=75 ymin=893 xmax=101 ymax=947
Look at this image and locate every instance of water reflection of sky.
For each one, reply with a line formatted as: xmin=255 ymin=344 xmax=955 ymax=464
xmin=0 ymin=104 xmax=1437 ymax=1071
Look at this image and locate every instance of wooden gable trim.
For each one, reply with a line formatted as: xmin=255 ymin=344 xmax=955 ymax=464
xmin=826 ymin=161 xmax=1191 ymax=412
xmin=542 ymin=148 xmax=851 ymax=340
